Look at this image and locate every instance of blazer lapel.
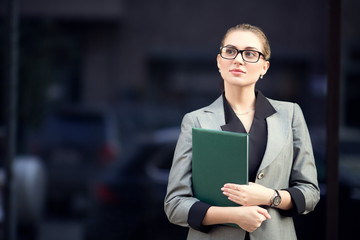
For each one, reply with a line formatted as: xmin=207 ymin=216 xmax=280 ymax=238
xmin=197 ymin=96 xmax=225 ymax=130
xmin=259 ymin=104 xmax=290 ymax=171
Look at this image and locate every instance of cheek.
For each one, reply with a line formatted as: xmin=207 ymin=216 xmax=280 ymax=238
xmin=248 ymin=65 xmax=265 ymax=75
xmin=218 ymin=59 xmax=231 ymax=70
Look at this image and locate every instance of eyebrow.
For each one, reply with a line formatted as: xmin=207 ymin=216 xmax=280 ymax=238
xmin=224 ymin=44 xmax=260 ymax=51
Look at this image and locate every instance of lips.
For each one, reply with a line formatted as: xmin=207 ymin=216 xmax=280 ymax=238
xmin=230 ymin=69 xmax=246 ymax=74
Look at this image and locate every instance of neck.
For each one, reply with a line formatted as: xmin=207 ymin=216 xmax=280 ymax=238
xmin=224 ymin=84 xmax=256 ymax=113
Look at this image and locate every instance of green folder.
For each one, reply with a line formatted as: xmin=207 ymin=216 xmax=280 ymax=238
xmin=192 ymin=128 xmax=249 ymax=207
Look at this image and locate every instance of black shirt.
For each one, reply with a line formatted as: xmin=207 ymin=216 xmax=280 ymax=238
xmin=187 ymin=90 xmax=305 ymax=232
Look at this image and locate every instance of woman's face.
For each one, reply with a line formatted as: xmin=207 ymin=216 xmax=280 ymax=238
xmin=217 ymin=30 xmax=270 ymax=89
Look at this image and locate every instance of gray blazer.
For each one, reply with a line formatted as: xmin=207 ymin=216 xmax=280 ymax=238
xmin=164 ymin=95 xmax=320 ymax=240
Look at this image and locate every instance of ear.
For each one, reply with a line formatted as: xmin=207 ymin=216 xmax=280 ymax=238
xmin=217 ymin=54 xmax=221 ymax=69
xmin=261 ymin=61 xmax=270 ymax=76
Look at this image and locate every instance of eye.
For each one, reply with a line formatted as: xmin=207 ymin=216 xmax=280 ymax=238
xmin=244 ymin=50 xmax=258 ymax=58
xmin=224 ymin=47 xmax=237 ymax=55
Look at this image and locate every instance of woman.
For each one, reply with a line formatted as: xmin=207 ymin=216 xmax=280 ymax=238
xmin=164 ymin=23 xmax=320 ymax=240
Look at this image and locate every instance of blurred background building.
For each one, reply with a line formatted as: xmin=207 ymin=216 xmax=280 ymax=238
xmin=0 ymin=0 xmax=359 ymax=239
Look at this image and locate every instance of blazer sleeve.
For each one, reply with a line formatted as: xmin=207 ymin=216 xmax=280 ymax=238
xmin=164 ymin=112 xmax=200 ymax=227
xmin=290 ymin=103 xmax=320 ymax=214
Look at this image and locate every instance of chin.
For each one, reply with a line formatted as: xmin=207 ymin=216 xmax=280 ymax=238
xmin=225 ymin=78 xmax=257 ymax=88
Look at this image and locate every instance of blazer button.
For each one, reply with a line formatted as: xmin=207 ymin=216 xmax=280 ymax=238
xmin=257 ymin=172 xmax=265 ymax=180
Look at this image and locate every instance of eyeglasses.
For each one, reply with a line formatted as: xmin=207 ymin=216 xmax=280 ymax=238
xmin=219 ymin=46 xmax=265 ymax=63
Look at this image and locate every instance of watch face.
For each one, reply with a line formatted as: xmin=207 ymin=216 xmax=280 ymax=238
xmin=274 ymin=196 xmax=281 ymax=206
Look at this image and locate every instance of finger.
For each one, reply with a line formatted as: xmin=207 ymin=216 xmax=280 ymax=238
xmin=223 ymin=183 xmax=239 ymax=190
xmin=258 ymin=213 xmax=267 ymax=222
xmin=258 ymin=208 xmax=271 ymax=219
xmin=223 ymin=188 xmax=243 ymax=199
xmin=223 ymin=190 xmax=239 ymax=200
xmin=222 ymin=191 xmax=243 ymax=205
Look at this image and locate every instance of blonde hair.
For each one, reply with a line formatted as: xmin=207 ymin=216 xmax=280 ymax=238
xmin=220 ymin=24 xmax=271 ymax=61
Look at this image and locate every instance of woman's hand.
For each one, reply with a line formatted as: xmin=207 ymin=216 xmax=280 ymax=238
xmin=221 ymin=182 xmax=274 ymax=206
xmin=232 ymin=206 xmax=271 ymax=232
xmin=202 ymin=205 xmax=271 ymax=233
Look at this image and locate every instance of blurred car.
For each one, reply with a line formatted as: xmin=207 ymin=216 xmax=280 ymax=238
xmin=29 ymin=106 xmax=121 ymax=215
xmin=0 ymin=127 xmax=46 ymax=240
xmin=84 ymin=127 xmax=188 ymax=240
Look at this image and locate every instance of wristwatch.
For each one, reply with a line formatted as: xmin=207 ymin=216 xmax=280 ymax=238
xmin=270 ymin=189 xmax=281 ymax=207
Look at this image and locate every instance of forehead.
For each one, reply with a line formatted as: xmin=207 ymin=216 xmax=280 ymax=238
xmin=223 ymin=30 xmax=263 ymax=50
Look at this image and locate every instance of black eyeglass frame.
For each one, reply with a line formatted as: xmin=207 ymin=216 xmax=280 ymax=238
xmin=219 ymin=46 xmax=266 ymax=63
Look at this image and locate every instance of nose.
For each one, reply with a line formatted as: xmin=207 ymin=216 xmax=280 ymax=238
xmin=234 ymin=52 xmax=245 ymax=64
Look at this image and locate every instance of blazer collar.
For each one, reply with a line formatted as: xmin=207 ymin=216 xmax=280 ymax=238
xmin=198 ymin=96 xmax=226 ymax=130
xmin=198 ymin=91 xmax=277 ymax=131
xmin=258 ymin=99 xmax=291 ymax=171
xmin=220 ymin=90 xmax=276 ymax=133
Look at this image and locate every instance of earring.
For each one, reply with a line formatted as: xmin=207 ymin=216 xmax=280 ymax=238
xmin=260 ymin=75 xmax=263 ymax=79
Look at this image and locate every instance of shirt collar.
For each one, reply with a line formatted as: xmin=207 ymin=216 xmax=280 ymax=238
xmin=223 ymin=90 xmax=276 ymax=125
